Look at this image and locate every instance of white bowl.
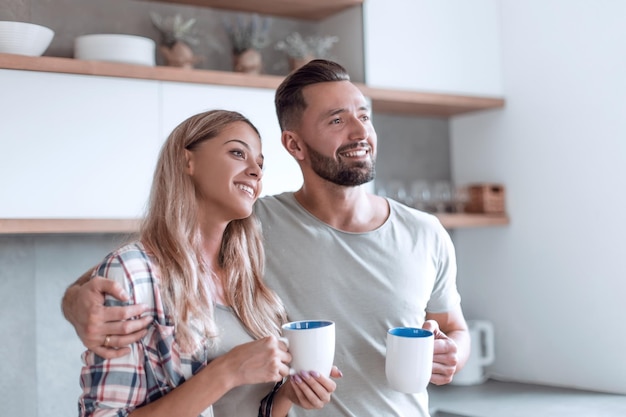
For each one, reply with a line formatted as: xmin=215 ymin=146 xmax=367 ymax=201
xmin=74 ymin=34 xmax=156 ymax=66
xmin=0 ymin=21 xmax=54 ymax=56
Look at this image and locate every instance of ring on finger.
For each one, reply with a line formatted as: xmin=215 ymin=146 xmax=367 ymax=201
xmin=103 ymin=334 xmax=112 ymax=348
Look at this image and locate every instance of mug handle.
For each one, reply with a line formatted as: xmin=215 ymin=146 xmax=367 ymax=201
xmin=279 ymin=336 xmax=290 ymax=348
xmin=278 ymin=337 xmax=296 ymax=375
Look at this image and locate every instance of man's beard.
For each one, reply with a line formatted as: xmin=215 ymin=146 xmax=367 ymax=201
xmin=305 ymin=142 xmax=376 ymax=186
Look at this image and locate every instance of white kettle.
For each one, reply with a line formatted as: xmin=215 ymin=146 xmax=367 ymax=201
xmin=451 ymin=320 xmax=495 ymax=385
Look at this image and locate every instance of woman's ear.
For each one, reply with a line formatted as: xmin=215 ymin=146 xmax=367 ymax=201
xmin=282 ymin=131 xmax=304 ymax=161
xmin=184 ymin=149 xmax=194 ymax=175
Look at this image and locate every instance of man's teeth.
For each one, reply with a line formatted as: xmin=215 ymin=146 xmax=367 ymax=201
xmin=342 ymin=149 xmax=368 ymax=157
xmin=237 ymin=184 xmax=254 ymax=196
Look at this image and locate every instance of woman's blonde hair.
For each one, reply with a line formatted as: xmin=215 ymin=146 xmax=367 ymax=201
xmin=140 ymin=109 xmax=287 ymax=353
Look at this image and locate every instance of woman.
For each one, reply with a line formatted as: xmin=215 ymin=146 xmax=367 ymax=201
xmin=78 ymin=110 xmax=336 ymax=417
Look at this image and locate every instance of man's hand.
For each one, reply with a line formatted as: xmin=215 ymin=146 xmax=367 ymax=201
xmin=62 ymin=275 xmax=151 ymax=358
xmin=422 ymin=319 xmax=459 ymax=385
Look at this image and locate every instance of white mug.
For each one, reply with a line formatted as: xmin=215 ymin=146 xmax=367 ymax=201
xmin=385 ymin=327 xmax=434 ymax=393
xmin=281 ymin=320 xmax=335 ymax=377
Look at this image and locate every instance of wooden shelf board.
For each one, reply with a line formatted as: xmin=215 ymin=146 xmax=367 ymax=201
xmin=0 ymin=214 xmax=508 ymax=234
xmin=0 ymin=53 xmax=282 ymax=89
xmin=0 ymin=219 xmax=141 ymax=235
xmin=434 ymin=213 xmax=510 ymax=229
xmin=0 ymin=53 xmax=505 ymax=117
xmin=358 ymin=84 xmax=505 ymax=117
xmin=139 ymin=0 xmax=363 ymax=21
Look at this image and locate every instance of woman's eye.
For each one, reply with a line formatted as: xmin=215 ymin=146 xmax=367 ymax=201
xmin=231 ymin=149 xmax=245 ymax=158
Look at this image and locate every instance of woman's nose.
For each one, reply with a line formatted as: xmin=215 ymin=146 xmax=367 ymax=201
xmin=248 ymin=162 xmax=263 ymax=179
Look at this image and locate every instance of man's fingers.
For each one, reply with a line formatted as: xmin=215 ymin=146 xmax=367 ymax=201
xmin=103 ymin=315 xmax=152 ymax=338
xmin=90 ymin=346 xmax=133 ymax=360
xmin=104 ymin=328 xmax=149 ymax=349
xmin=102 ymin=304 xmax=150 ymax=322
xmin=90 ymin=276 xmax=129 ymax=301
xmin=422 ymin=319 xmax=440 ymax=334
xmin=82 ymin=313 xmax=151 ymax=352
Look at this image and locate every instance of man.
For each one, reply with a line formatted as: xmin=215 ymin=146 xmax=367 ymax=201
xmin=63 ymin=59 xmax=469 ymax=417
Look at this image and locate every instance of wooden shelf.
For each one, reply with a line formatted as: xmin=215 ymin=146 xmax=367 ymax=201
xmin=358 ymin=84 xmax=505 ymax=117
xmin=435 ymin=213 xmax=510 ymax=229
xmin=139 ymin=0 xmax=363 ymax=21
xmin=0 ymin=214 xmax=508 ymax=235
xmin=0 ymin=219 xmax=141 ymax=235
xmin=0 ymin=53 xmax=505 ymax=117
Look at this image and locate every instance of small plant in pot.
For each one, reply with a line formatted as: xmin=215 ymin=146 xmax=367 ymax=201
xmin=275 ymin=32 xmax=339 ymax=71
xmin=222 ymin=14 xmax=271 ymax=74
xmin=150 ymin=12 xmax=202 ymax=69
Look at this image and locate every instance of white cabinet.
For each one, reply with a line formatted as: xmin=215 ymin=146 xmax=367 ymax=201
xmin=0 ymin=70 xmax=160 ymax=218
xmin=0 ymin=69 xmax=302 ymax=220
xmin=160 ymin=82 xmax=302 ymax=197
xmin=363 ymin=0 xmax=503 ymax=96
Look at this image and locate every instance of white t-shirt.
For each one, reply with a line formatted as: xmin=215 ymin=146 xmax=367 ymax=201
xmin=254 ymin=192 xmax=461 ymax=417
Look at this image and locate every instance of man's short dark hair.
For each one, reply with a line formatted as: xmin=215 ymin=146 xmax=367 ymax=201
xmin=274 ymin=59 xmax=350 ymax=131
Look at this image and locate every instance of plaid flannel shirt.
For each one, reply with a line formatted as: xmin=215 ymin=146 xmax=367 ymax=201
xmin=78 ymin=242 xmax=278 ymax=417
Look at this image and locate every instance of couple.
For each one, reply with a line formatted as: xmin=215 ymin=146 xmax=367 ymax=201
xmin=62 ymin=59 xmax=470 ymax=417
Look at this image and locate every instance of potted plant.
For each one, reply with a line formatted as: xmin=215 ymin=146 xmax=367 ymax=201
xmin=222 ymin=14 xmax=271 ymax=74
xmin=275 ymin=32 xmax=339 ymax=71
xmin=150 ymin=12 xmax=202 ymax=69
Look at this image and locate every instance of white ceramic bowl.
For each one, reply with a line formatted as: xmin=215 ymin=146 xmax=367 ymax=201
xmin=0 ymin=21 xmax=54 ymax=56
xmin=74 ymin=34 xmax=156 ymax=66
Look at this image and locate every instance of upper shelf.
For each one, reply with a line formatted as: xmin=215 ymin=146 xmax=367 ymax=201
xmin=0 ymin=53 xmax=505 ymax=117
xmin=138 ymin=0 xmax=364 ymax=21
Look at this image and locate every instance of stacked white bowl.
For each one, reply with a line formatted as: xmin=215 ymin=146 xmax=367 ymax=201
xmin=0 ymin=21 xmax=55 ymax=56
xmin=74 ymin=34 xmax=156 ymax=66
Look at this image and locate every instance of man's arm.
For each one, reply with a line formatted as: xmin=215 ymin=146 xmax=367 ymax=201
xmin=61 ymin=267 xmax=152 ymax=359
xmin=423 ymin=305 xmax=470 ymax=385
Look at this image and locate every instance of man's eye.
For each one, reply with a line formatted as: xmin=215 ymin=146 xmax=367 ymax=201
xmin=331 ymin=118 xmax=341 ymax=124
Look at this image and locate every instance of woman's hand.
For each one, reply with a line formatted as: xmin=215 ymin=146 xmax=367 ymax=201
xmin=214 ymin=335 xmax=292 ymax=389
xmin=270 ymin=366 xmax=342 ymax=416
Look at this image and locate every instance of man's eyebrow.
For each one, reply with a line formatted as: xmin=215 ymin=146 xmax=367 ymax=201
xmin=325 ymin=108 xmax=345 ymax=117
xmin=325 ymin=104 xmax=371 ymax=117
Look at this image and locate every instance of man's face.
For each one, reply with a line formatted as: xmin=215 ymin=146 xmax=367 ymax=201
xmin=296 ymin=81 xmax=377 ymax=186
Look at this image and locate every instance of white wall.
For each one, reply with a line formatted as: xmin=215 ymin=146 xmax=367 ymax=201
xmin=451 ymin=0 xmax=626 ymax=394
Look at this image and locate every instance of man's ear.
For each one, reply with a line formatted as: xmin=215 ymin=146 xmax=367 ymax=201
xmin=282 ymin=130 xmax=304 ymax=161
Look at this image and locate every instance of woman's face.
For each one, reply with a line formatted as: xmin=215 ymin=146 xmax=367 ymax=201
xmin=185 ymin=121 xmax=263 ymax=222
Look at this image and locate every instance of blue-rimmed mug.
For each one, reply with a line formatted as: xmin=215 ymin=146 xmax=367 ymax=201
xmin=385 ymin=327 xmax=434 ymax=393
xmin=281 ymin=320 xmax=335 ymax=377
